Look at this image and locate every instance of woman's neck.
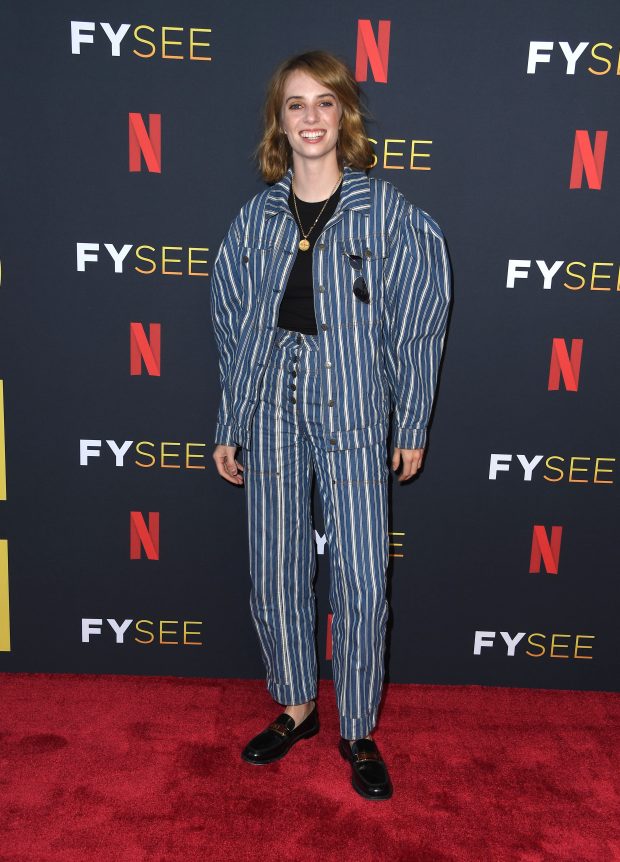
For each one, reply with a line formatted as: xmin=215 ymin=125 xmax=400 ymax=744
xmin=290 ymin=157 xmax=342 ymax=203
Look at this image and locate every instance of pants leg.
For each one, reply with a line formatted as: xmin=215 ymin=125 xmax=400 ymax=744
xmin=278 ymin=328 xmax=390 ymax=739
xmin=312 ymin=442 xmax=390 ymax=740
xmin=243 ymin=330 xmax=318 ymax=706
xmin=244 ymin=326 xmax=390 ymax=738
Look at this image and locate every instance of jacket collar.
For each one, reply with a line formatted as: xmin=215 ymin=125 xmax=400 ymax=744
xmin=264 ymin=164 xmax=370 ymax=218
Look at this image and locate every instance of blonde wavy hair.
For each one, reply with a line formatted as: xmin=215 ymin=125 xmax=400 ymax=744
xmin=253 ymin=50 xmax=375 ymax=183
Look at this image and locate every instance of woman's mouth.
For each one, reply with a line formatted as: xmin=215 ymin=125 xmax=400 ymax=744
xmin=300 ymin=129 xmax=326 ymax=142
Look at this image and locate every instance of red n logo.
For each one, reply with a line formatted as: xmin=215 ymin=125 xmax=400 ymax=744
xmin=355 ymin=20 xmax=391 ymax=83
xmin=569 ymin=130 xmax=607 ymax=189
xmin=130 ymin=512 xmax=160 ymax=560
xmin=548 ymin=338 xmax=583 ymax=391
xmin=529 ymin=525 xmax=562 ymax=574
xmin=129 ymin=113 xmax=162 ymax=173
xmin=130 ymin=323 xmax=161 ymax=376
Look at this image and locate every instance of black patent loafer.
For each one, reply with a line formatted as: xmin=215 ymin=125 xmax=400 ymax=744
xmin=241 ymin=703 xmax=319 ymax=765
xmin=338 ymin=736 xmax=393 ymax=799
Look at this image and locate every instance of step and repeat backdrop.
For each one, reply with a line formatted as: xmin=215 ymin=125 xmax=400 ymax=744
xmin=1 ymin=1 xmax=618 ymax=691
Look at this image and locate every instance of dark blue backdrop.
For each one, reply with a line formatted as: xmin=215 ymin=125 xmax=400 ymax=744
xmin=1 ymin=0 xmax=618 ymax=691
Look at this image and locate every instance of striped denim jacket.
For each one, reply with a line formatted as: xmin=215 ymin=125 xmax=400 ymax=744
xmin=210 ymin=164 xmax=452 ymax=452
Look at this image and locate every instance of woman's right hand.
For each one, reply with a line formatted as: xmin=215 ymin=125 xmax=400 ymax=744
xmin=212 ymin=444 xmax=244 ymax=485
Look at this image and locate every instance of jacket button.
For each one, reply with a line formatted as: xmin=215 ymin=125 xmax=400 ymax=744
xmin=321 ymin=323 xmax=328 ymax=331
xmin=318 ymin=286 xmax=325 ymax=293
xmin=290 ymin=384 xmax=296 ymax=391
xmin=364 ymin=249 xmax=372 ymax=258
xmin=325 ymin=361 xmax=332 ymax=368
xmin=328 ymin=399 xmax=335 ymax=407
xmin=291 ymin=397 xmax=296 ymax=404
xmin=317 ymin=243 xmax=325 ymax=250
xmin=329 ymin=438 xmax=337 ymax=445
xmin=242 ymin=255 xmax=249 ymax=263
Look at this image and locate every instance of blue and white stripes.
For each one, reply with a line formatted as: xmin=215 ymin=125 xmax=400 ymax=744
xmin=210 ymin=164 xmax=451 ymax=453
xmin=245 ymin=327 xmax=390 ymax=739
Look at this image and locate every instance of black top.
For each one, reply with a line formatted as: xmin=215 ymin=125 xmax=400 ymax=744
xmin=276 ymin=177 xmax=343 ymax=335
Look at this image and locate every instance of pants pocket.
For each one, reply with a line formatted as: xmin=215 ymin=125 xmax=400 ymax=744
xmin=329 ymin=442 xmax=389 ymax=485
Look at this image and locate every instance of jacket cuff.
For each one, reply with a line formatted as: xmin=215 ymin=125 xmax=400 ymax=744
xmin=393 ymin=426 xmax=427 ymax=450
xmin=214 ymin=422 xmax=239 ymax=447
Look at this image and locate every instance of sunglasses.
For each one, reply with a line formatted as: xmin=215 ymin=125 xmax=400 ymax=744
xmin=347 ymin=254 xmax=370 ymax=303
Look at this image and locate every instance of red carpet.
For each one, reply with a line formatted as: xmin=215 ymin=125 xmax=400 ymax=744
xmin=0 ymin=673 xmax=619 ymax=861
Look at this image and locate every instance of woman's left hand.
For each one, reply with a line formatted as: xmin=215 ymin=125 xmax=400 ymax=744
xmin=391 ymin=447 xmax=424 ymax=482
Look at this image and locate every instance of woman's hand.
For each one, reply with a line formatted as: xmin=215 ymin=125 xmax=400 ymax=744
xmin=213 ymin=444 xmax=244 ymax=485
xmin=391 ymin=447 xmax=424 ymax=482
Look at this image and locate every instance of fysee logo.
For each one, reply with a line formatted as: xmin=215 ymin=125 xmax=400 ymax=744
xmin=314 ymin=530 xmax=404 ymax=558
xmin=70 ymin=22 xmax=212 ymax=60
xmin=507 ymin=259 xmax=620 ymax=294
xmin=489 ymin=454 xmax=614 ymax=484
xmin=474 ymin=631 xmax=594 ymax=659
xmin=76 ymin=243 xmax=209 ymax=277
xmin=80 ymin=440 xmax=207 ymax=470
xmin=527 ymin=41 xmax=620 ymax=75
xmin=82 ymin=618 xmax=203 ymax=646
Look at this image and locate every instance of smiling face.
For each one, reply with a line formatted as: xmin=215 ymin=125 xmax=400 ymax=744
xmin=279 ymin=69 xmax=343 ymax=168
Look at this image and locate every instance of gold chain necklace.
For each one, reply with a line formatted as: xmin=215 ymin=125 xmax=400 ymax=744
xmin=291 ymin=170 xmax=343 ymax=251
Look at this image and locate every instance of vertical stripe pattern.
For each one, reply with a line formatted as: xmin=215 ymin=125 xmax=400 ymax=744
xmin=210 ymin=165 xmax=452 ymax=453
xmin=245 ymin=326 xmax=389 ymax=739
xmin=211 ymin=168 xmax=451 ymax=740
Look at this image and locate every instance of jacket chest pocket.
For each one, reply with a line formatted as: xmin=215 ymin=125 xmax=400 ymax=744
xmin=335 ymin=233 xmax=388 ymax=328
xmin=240 ymin=241 xmax=274 ymax=310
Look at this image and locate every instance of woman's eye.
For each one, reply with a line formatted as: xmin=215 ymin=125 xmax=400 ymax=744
xmin=288 ymin=100 xmax=334 ymax=109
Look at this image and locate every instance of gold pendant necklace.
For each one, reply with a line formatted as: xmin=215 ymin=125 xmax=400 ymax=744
xmin=292 ymin=170 xmax=343 ymax=251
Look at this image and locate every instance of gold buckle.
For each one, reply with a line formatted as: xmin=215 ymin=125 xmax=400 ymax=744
xmin=268 ymin=721 xmax=290 ymax=737
xmin=354 ymin=750 xmax=380 ymax=762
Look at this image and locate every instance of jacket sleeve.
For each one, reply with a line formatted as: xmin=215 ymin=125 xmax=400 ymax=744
xmin=383 ymin=203 xmax=452 ymax=450
xmin=209 ymin=210 xmax=244 ymax=447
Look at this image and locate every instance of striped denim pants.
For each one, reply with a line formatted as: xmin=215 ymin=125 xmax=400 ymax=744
xmin=243 ymin=325 xmax=390 ymax=740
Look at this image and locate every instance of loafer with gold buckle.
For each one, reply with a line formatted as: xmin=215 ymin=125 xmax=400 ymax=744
xmin=241 ymin=702 xmax=319 ymax=764
xmin=338 ymin=736 xmax=393 ymax=799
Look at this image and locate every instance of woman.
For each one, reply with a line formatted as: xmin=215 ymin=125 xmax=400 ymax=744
xmin=210 ymin=50 xmax=451 ymax=801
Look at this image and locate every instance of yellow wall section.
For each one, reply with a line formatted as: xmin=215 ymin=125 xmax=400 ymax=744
xmin=0 ymin=380 xmax=5 ymax=500
xmin=0 ymin=540 xmax=10 ymax=651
